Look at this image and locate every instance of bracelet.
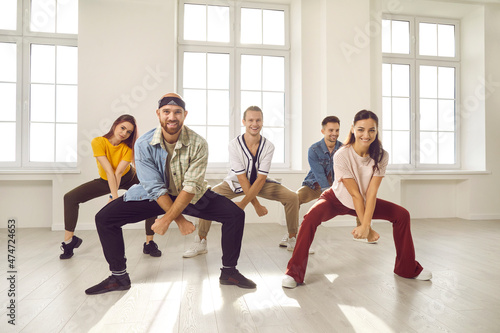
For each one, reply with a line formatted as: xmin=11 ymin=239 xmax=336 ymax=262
xmin=109 ymin=195 xmax=113 ymax=199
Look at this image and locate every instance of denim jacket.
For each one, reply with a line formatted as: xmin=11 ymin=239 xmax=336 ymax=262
xmin=123 ymin=126 xmax=208 ymax=204
xmin=302 ymin=139 xmax=343 ymax=192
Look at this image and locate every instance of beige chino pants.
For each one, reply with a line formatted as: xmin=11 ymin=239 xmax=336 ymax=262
xmin=198 ymin=181 xmax=299 ymax=237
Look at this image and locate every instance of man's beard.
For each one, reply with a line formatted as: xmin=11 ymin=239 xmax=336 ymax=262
xmin=161 ymin=120 xmax=182 ymax=135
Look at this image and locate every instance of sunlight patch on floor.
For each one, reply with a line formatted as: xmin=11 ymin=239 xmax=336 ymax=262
xmin=324 ymin=273 xmax=339 ymax=283
xmin=338 ymin=304 xmax=395 ymax=333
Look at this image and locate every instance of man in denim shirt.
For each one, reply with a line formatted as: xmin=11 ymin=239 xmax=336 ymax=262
xmin=85 ymin=93 xmax=256 ymax=295
xmin=297 ymin=116 xmax=343 ymax=205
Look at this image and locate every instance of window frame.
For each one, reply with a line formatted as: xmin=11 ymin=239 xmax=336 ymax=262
xmin=178 ymin=0 xmax=290 ymax=170
xmin=382 ymin=14 xmax=460 ymax=170
xmin=0 ymin=0 xmax=78 ymax=171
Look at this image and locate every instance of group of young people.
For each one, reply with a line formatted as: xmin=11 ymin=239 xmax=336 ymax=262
xmin=60 ymin=92 xmax=431 ymax=295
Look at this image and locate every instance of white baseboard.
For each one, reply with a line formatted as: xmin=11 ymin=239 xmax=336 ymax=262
xmin=466 ymin=214 xmax=500 ymax=220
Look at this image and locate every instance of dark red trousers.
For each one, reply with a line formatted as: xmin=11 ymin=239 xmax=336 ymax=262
xmin=286 ymin=188 xmax=423 ymax=283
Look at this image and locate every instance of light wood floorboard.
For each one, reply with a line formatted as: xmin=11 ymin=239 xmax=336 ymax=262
xmin=1 ymin=218 xmax=499 ymax=332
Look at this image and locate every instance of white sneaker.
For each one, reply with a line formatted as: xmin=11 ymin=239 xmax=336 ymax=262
xmin=282 ymin=275 xmax=298 ymax=289
xmin=287 ymin=237 xmax=296 ymax=251
xmin=284 ymin=236 xmax=315 ymax=254
xmin=183 ymin=235 xmax=208 ymax=258
xmin=279 ymin=234 xmax=289 ymax=247
xmin=413 ymin=269 xmax=432 ymax=281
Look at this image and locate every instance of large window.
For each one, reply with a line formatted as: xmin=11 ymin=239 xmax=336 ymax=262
xmin=382 ymin=15 xmax=459 ymax=169
xmin=0 ymin=0 xmax=78 ymax=169
xmin=178 ymin=1 xmax=289 ymax=167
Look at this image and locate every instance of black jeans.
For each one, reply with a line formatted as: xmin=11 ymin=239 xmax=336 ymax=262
xmin=95 ymin=189 xmax=245 ymax=272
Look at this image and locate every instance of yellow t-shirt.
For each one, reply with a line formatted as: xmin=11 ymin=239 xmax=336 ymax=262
xmin=91 ymin=136 xmax=133 ymax=180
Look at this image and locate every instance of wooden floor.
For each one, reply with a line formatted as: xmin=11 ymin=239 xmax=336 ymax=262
xmin=1 ymin=219 xmax=500 ymax=333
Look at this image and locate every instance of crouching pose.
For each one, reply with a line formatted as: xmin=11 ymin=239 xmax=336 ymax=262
xmin=282 ymin=110 xmax=431 ymax=288
xmin=61 ymin=114 xmax=160 ymax=260
xmin=183 ymin=106 xmax=299 ymax=257
xmin=85 ymin=93 xmax=256 ymax=295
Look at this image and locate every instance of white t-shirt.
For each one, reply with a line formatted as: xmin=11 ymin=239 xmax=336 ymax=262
xmin=223 ymin=134 xmax=275 ymax=193
xmin=332 ymin=145 xmax=389 ymax=210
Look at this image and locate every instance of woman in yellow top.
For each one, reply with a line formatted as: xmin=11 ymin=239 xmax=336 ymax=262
xmin=60 ymin=114 xmax=160 ymax=259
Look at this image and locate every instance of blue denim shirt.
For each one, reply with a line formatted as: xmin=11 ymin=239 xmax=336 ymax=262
xmin=302 ymin=139 xmax=343 ymax=192
xmin=123 ymin=126 xmax=208 ymax=204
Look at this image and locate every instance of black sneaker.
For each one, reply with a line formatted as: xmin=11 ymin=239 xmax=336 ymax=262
xmin=219 ymin=268 xmax=256 ymax=289
xmin=143 ymin=240 xmax=162 ymax=257
xmin=59 ymin=235 xmax=83 ymax=260
xmin=85 ymin=274 xmax=131 ymax=295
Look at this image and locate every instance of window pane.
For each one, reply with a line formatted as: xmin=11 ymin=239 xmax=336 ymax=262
xmin=420 ymin=131 xmax=437 ymax=164
xmin=241 ymin=91 xmax=261 ymax=113
xmin=393 ymin=131 xmax=410 ymax=164
xmin=207 ymin=126 xmax=229 ymax=163
xmin=392 ymin=97 xmax=410 ymax=131
xmin=382 ymin=63 xmax=391 ymax=96
xmin=420 ymin=99 xmax=437 ymax=131
xmin=31 ymin=0 xmax=56 ymax=33
xmin=263 ymin=9 xmax=285 ymax=45
xmin=0 ymin=0 xmax=17 ymax=30
xmin=207 ymin=5 xmax=229 ymax=43
xmin=207 ymin=90 xmax=229 ymax=126
xmin=392 ymin=20 xmax=410 ymax=54
xmin=262 ymin=56 xmax=284 ymax=91
xmin=189 ymin=125 xmax=206 ymax=139
xmin=0 ymin=123 xmax=16 ymax=162
xmin=420 ymin=66 xmax=437 ymax=98
xmin=262 ymin=127 xmax=284 ymax=163
xmin=30 ymin=122 xmax=55 ymax=162
xmin=0 ymin=83 xmax=17 ymax=121
xmin=382 ymin=130 xmax=392 ymax=164
xmin=183 ymin=89 xmax=206 ymax=126
xmin=31 ymin=44 xmax=55 ymax=84
xmin=56 ymin=123 xmax=77 ymax=162
xmin=241 ymin=55 xmax=261 ymax=90
xmin=57 ymin=0 xmax=78 ymax=34
xmin=419 ymin=23 xmax=437 ymax=56
xmin=438 ymin=24 xmax=455 ymax=57
xmin=57 ymin=46 xmax=78 ymax=84
xmin=31 ymin=84 xmax=55 ymax=122
xmin=241 ymin=8 xmax=262 ymax=44
xmin=207 ymin=53 xmax=229 ymax=89
xmin=56 ymin=85 xmax=77 ymax=122
xmin=381 ymin=20 xmax=391 ymax=53
xmin=263 ymin=92 xmax=284 ymax=127
xmin=438 ymin=132 xmax=454 ymax=164
xmin=392 ymin=64 xmax=409 ymax=97
xmin=438 ymin=67 xmax=455 ymax=99
xmin=184 ymin=52 xmax=206 ymax=89
xmin=184 ymin=4 xmax=206 ymax=41
xmin=438 ymin=100 xmax=455 ymax=132
xmin=382 ymin=97 xmax=392 ymax=130
xmin=0 ymin=42 xmax=17 ymax=82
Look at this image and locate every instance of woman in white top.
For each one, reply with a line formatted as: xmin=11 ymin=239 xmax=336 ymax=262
xmin=282 ymin=110 xmax=431 ymax=288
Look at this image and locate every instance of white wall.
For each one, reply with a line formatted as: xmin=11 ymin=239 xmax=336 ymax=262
xmin=1 ymin=0 xmax=499 ymax=231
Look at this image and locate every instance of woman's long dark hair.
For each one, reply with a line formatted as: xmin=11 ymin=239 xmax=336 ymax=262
xmin=102 ymin=114 xmax=138 ymax=149
xmin=344 ymin=110 xmax=385 ymax=172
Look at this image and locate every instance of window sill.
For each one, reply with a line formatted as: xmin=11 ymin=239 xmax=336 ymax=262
xmin=386 ymin=169 xmax=490 ymax=176
xmin=0 ymin=169 xmax=81 ymax=180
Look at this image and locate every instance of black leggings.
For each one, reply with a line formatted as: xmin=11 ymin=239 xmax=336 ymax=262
xmin=63 ymin=167 xmax=156 ymax=235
